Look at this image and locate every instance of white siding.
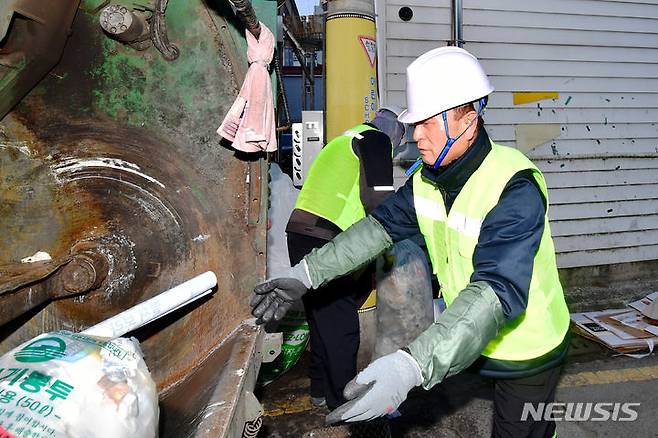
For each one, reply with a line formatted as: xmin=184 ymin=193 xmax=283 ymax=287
xmin=375 ymin=0 xmax=451 ymax=189
xmin=375 ymin=0 xmax=451 ymax=108
xmin=380 ymin=0 xmax=658 ymax=268
xmin=465 ymin=0 xmax=658 ymax=268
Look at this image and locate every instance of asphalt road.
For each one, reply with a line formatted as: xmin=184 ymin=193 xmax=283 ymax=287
xmin=256 ymin=334 xmax=658 ymax=437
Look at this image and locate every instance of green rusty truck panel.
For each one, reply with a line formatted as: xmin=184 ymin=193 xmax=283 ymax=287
xmin=0 ymin=0 xmax=275 ymax=435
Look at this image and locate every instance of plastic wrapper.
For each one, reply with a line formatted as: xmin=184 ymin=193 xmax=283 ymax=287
xmin=0 ymin=331 xmax=158 ymax=438
xmin=257 ymin=309 xmax=309 ymax=386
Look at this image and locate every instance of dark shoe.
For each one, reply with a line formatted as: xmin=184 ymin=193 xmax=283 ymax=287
xmin=311 ymin=396 xmax=327 ymax=407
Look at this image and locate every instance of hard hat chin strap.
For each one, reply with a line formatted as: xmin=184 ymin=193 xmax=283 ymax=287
xmin=431 ymin=96 xmax=488 ymax=169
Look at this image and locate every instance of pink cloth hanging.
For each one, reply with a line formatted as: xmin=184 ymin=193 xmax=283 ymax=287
xmin=217 ymin=22 xmax=277 ymax=153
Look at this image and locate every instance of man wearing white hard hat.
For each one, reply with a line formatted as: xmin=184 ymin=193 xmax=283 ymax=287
xmin=251 ymin=47 xmax=569 ymax=438
xmin=274 ymin=107 xmax=406 ymax=411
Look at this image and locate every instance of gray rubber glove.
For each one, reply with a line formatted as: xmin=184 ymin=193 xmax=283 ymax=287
xmin=325 ymin=350 xmax=423 ymax=425
xmin=250 ymin=261 xmax=312 ymax=324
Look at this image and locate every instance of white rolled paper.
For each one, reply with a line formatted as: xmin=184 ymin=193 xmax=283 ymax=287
xmin=83 ymin=271 xmax=217 ymax=338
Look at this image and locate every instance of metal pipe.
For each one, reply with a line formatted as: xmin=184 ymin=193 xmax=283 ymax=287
xmin=309 ymin=51 xmax=315 ymax=110
xmin=452 ymin=0 xmax=463 ymax=47
xmin=301 ymin=55 xmax=306 ymax=111
xmin=325 ymin=0 xmax=377 ymax=141
xmin=230 ymin=0 xmax=261 ymax=40
xmin=83 ymin=271 xmax=217 ymax=338
xmin=274 ymin=53 xmax=292 ymax=131
xmin=0 ymin=250 xmax=109 ymax=327
xmin=281 ymin=22 xmax=313 ymax=83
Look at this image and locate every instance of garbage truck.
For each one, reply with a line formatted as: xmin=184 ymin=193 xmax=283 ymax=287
xmin=0 ymin=0 xmax=275 ymax=436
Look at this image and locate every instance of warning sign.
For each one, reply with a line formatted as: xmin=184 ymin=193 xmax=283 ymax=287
xmin=358 ymin=36 xmax=377 ymax=67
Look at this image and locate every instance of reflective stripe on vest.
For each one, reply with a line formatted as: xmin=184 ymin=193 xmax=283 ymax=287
xmin=413 ymin=142 xmax=570 ymax=361
xmin=295 ymin=124 xmax=376 ymax=231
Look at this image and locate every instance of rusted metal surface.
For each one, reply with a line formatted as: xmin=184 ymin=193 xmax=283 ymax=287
xmin=0 ymin=248 xmax=109 ymax=326
xmin=159 ymin=322 xmax=263 ymax=438
xmin=0 ymin=258 xmax=70 ymax=296
xmin=0 ymin=0 xmax=81 ymax=118
xmin=99 ymin=4 xmax=150 ymax=44
xmin=0 ymin=0 xmax=274 ymax=435
xmin=59 ymin=249 xmax=109 ymax=293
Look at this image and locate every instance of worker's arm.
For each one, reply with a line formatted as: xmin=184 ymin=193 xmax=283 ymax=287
xmin=251 ymin=215 xmax=394 ymax=323
xmin=304 ymin=215 xmax=393 ymax=288
xmin=353 ymin=129 xmax=395 ymax=213
xmin=406 ymin=281 xmax=505 ymax=388
xmin=252 ymin=177 xmax=420 ymax=324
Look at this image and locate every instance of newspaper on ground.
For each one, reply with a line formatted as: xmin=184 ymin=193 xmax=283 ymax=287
xmin=570 ymin=291 xmax=658 ymax=354
xmin=628 ymin=291 xmax=658 ymax=315
xmin=610 ymin=310 xmax=658 ymax=337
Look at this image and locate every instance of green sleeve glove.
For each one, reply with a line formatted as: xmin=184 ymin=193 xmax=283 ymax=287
xmin=304 ymin=215 xmax=393 ymax=289
xmin=407 ymin=281 xmax=506 ymax=389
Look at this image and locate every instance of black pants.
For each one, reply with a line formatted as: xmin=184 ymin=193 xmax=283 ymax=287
xmin=287 ymin=232 xmax=372 ymax=410
xmin=492 ymin=365 xmax=561 ymax=438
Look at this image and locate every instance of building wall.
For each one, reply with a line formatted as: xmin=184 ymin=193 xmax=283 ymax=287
xmin=378 ymin=0 xmax=658 ymax=270
xmin=375 ymin=0 xmax=451 ymax=109
xmin=463 ymin=0 xmax=658 ymax=269
xmin=374 ymin=0 xmax=452 ymax=185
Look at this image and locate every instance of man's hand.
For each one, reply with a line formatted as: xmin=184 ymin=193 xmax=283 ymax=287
xmin=325 ymin=350 xmax=423 ymax=424
xmin=250 ymin=277 xmax=307 ymax=324
xmin=250 ymin=261 xmax=312 ymax=324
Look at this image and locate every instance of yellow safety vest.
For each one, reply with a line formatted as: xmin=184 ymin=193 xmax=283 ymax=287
xmin=295 ymin=124 xmax=377 ymax=231
xmin=413 ymin=143 xmax=569 ymax=361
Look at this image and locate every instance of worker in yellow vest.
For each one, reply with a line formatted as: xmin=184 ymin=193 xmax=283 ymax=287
xmin=251 ymin=47 xmax=569 ymax=438
xmin=279 ymin=106 xmax=406 ymax=410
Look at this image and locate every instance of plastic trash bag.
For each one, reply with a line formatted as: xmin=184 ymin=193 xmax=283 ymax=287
xmin=258 ymin=164 xmax=309 ymax=386
xmin=0 ymin=331 xmax=158 ymax=438
xmin=266 ymin=163 xmax=300 ymax=279
xmin=373 ymin=238 xmax=434 ymax=359
xmin=256 ymin=309 xmax=309 ymax=387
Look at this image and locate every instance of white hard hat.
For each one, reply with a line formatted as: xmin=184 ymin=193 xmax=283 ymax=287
xmin=398 ymin=47 xmax=494 ymax=124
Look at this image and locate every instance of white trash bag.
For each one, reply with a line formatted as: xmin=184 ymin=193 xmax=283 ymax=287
xmin=0 ymin=271 xmax=217 ymax=438
xmin=266 ymin=163 xmax=300 ymax=278
xmin=0 ymin=330 xmax=158 ymax=438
